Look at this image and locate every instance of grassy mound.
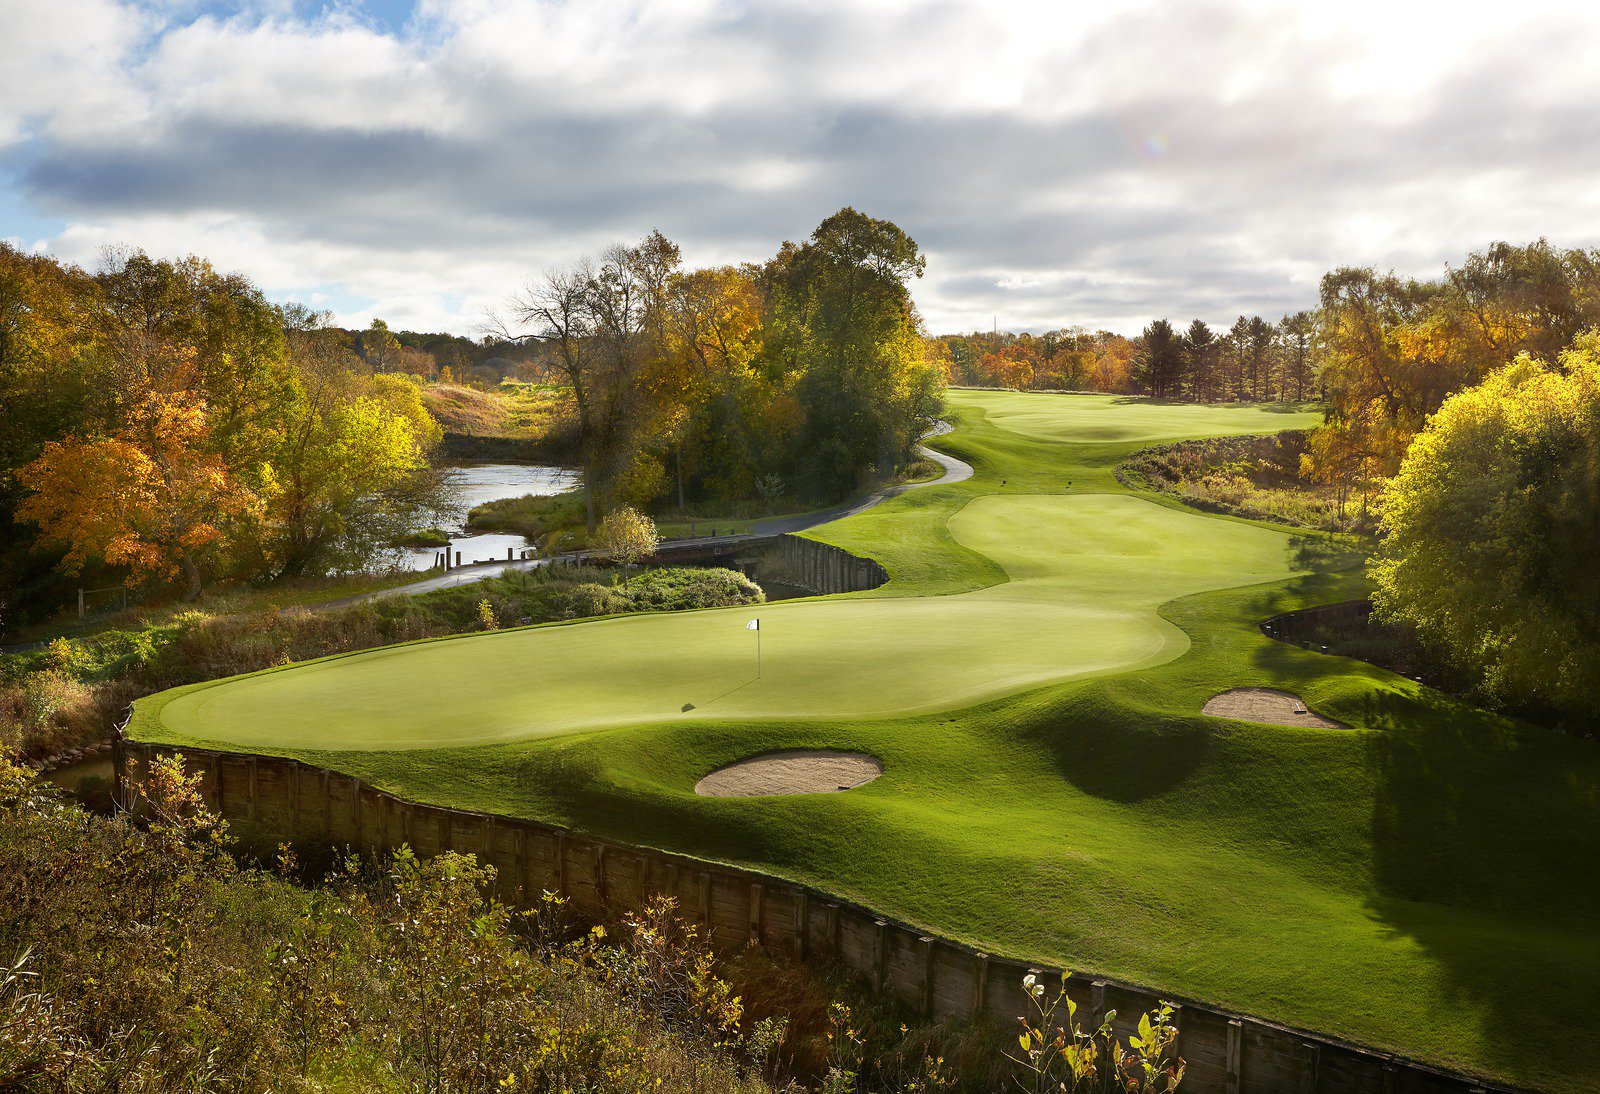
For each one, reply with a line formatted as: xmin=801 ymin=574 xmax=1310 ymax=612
xmin=129 ymin=392 xmax=1600 ymax=1092
xmin=422 ymin=383 xmax=526 ymax=437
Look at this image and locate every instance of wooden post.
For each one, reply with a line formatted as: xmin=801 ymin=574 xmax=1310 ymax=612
xmin=246 ymin=756 xmax=259 ymax=820
xmin=595 ymin=843 xmax=608 ymax=905
xmin=555 ymin=834 xmax=569 ymax=894
xmin=749 ymin=882 xmax=763 ymax=944
xmin=1225 ymin=1019 xmax=1243 ymax=1094
xmin=874 ymin=920 xmax=889 ymax=988
xmin=798 ymin=891 xmax=811 ymax=960
xmin=1299 ymin=1042 xmax=1320 ymax=1094
xmin=827 ymin=903 xmax=841 ymax=958
xmin=351 ymin=776 xmax=362 ymax=841
xmin=322 ymin=768 xmax=333 ymax=839
xmin=1168 ymin=1003 xmax=1182 ymax=1068
xmin=1090 ymin=981 xmax=1107 ymax=1028
xmin=438 ymin=810 xmax=451 ymax=852
xmin=973 ymin=953 xmax=990 ymax=1018
xmin=920 ymin=937 xmax=936 ymax=1015
xmin=700 ymin=870 xmax=713 ymax=927
xmin=210 ymin=753 xmax=224 ymax=813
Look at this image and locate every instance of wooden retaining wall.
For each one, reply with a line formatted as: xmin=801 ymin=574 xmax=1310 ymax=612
xmin=776 ymin=534 xmax=888 ymax=595
xmin=114 ymin=740 xmax=1512 ymax=1094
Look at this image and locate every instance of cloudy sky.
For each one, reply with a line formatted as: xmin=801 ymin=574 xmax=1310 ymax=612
xmin=4 ymin=0 xmax=1600 ymax=336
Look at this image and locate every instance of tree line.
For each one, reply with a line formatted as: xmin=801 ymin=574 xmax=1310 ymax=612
xmin=1130 ymin=313 xmax=1317 ymax=402
xmin=491 ymin=208 xmax=942 ymax=531
xmin=929 ymin=329 xmax=1138 ymax=392
xmin=0 ymin=245 xmax=446 ymax=611
xmin=0 ymin=209 xmax=940 ymax=615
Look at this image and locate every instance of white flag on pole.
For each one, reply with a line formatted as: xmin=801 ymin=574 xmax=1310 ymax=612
xmin=746 ymin=619 xmax=760 ymax=631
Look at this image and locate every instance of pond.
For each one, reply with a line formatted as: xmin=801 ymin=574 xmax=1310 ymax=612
xmin=399 ymin=463 xmax=580 ymax=571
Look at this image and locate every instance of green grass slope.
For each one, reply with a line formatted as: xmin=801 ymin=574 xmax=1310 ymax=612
xmin=130 ymin=391 xmax=1600 ymax=1092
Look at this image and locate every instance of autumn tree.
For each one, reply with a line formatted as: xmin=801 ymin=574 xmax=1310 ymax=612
xmin=95 ymin=250 xmax=292 ymax=465
xmin=0 ymin=244 xmax=109 ymax=533
xmin=1374 ymin=335 xmax=1600 ymax=724
xmin=662 ymin=265 xmax=771 ymax=505
xmin=258 ymin=317 xmax=445 ymax=576
xmin=1306 ymin=242 xmax=1600 ymax=494
xmin=777 ymin=208 xmax=942 ymax=500
xmin=359 ymin=318 xmax=400 ymax=372
xmin=592 ymin=506 xmax=659 ymax=579
xmin=502 ymin=267 xmax=604 ymax=530
xmin=17 ymin=393 xmax=259 ymax=599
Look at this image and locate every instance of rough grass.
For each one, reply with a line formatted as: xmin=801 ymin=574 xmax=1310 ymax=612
xmin=422 ymin=383 xmax=524 ymax=437
xmin=423 ymin=381 xmax=576 ymax=444
xmin=129 ymin=391 xmax=1600 ymax=1092
xmin=1119 ymin=430 xmax=1370 ymax=533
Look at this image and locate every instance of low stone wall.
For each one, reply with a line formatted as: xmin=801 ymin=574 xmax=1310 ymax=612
xmin=116 ymin=739 xmax=1512 ymax=1094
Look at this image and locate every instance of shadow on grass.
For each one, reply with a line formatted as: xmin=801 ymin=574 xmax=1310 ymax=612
xmin=1287 ymin=533 xmax=1367 ymax=574
xmin=1011 ymin=690 xmax=1213 ymax=804
xmin=1356 ymin=685 xmax=1600 ymax=1084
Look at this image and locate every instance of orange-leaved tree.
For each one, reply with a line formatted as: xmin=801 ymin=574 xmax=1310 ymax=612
xmin=17 ymin=393 xmax=259 ymax=600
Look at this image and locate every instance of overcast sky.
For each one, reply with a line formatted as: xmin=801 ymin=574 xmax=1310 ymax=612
xmin=4 ymin=0 xmax=1600 ymax=337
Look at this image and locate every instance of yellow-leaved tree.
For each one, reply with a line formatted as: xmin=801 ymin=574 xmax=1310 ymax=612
xmin=592 ymin=506 xmax=659 ymax=582
xmin=1374 ymin=332 xmax=1600 ymax=724
xmin=258 ymin=324 xmax=444 ymax=577
xmin=17 ymin=393 xmax=259 ymax=599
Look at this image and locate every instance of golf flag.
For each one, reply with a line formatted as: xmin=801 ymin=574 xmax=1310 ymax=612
xmin=746 ymin=619 xmax=760 ymax=631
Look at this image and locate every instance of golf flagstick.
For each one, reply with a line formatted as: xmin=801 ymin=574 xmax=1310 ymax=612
xmin=746 ymin=618 xmax=760 ymax=678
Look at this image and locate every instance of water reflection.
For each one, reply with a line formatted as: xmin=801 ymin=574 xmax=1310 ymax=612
xmin=400 ymin=463 xmax=580 ymax=571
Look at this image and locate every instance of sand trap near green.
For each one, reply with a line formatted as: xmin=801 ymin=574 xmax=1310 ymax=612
xmin=146 ymin=494 xmax=1307 ymax=751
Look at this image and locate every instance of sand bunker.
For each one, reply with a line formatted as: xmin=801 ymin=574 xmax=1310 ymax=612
xmin=1202 ymin=688 xmax=1347 ymax=729
xmin=695 ymin=750 xmax=883 ymax=797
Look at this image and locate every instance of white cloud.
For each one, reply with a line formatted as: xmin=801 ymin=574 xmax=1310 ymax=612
xmin=6 ymin=0 xmax=1600 ymax=334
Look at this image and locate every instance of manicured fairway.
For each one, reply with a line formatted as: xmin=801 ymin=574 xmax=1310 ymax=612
xmin=131 ymin=392 xmax=1600 ymax=1093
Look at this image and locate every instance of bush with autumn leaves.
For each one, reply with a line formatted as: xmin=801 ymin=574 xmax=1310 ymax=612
xmin=0 ymin=753 xmax=1186 ymax=1092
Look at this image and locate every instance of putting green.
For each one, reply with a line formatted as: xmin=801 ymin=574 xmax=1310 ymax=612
xmin=150 ymin=494 xmax=1306 ymax=751
xmin=131 ymin=391 xmax=1600 ymax=1093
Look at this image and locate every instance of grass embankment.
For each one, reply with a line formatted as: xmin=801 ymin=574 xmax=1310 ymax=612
xmin=422 ymin=381 xmax=572 ymax=439
xmin=130 ymin=392 xmax=1600 ymax=1092
xmin=1119 ymin=428 xmax=1372 ymax=533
